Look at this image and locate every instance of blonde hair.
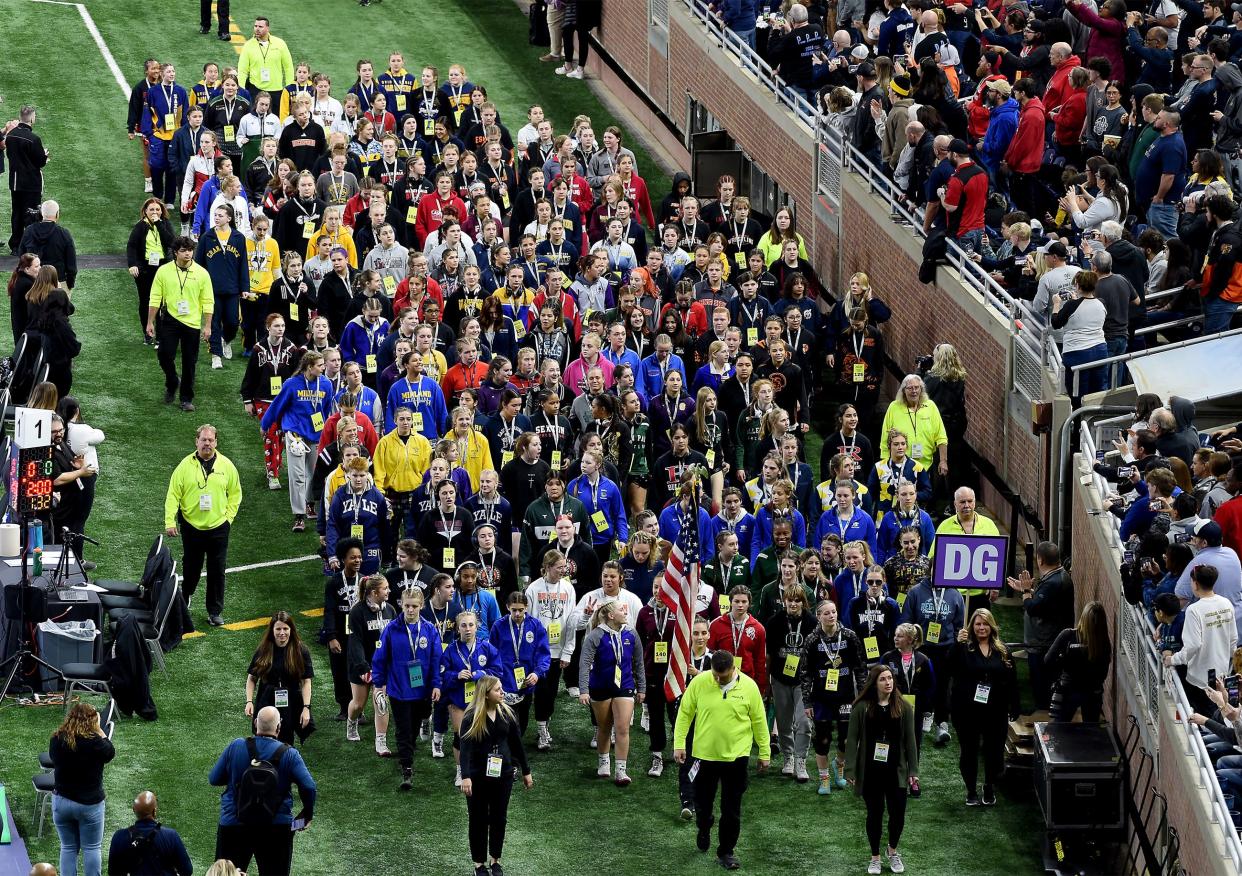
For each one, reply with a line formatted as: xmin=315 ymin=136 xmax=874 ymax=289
xmin=589 ymin=597 xmax=622 ymax=630
xmin=843 ymin=539 xmax=876 ymax=567
xmin=930 ymin=343 xmax=967 ymax=381
xmin=967 ymin=608 xmax=1010 ymax=661
xmin=895 ymin=621 xmax=923 ymax=649
xmin=462 ymin=675 xmax=517 ymax=740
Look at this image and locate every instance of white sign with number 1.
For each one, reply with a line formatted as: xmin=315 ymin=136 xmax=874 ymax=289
xmin=13 ymin=407 xmax=52 ymax=449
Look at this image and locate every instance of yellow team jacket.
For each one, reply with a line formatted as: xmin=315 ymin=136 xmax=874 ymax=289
xmin=306 ymin=227 xmax=358 ymax=268
xmin=247 ymin=236 xmax=281 ymax=296
xmin=374 ymin=430 xmax=433 ymax=493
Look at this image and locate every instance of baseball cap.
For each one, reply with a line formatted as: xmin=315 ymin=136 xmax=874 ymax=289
xmin=856 ymin=60 xmax=877 ymax=79
xmin=1039 ymin=241 xmax=1069 ymax=258
xmin=987 ymin=79 xmax=1013 ymax=96
xmin=1194 ymin=520 xmax=1224 ymax=545
xmin=948 ymin=138 xmax=971 ymax=155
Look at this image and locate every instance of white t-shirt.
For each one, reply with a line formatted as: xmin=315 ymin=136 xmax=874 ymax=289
xmin=1171 ymin=592 xmax=1236 ymax=688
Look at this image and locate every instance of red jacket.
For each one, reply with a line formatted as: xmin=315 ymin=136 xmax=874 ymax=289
xmin=1216 ymin=496 xmax=1242 ymax=559
xmin=1005 ymin=97 xmax=1047 ymax=173
xmin=1043 ymin=56 xmax=1082 ymax=113
xmin=1054 ymin=90 xmax=1087 ymax=147
xmin=414 ymin=192 xmax=468 ymax=248
xmin=708 ymin=613 xmax=768 ymax=694
xmin=620 ymin=173 xmax=657 ymax=229
xmin=316 ymin=410 xmax=380 ymax=456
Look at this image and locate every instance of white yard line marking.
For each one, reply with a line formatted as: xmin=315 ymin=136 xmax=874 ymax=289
xmin=180 ymin=554 xmax=321 ymax=580
xmin=27 ymin=1 xmax=130 ymax=98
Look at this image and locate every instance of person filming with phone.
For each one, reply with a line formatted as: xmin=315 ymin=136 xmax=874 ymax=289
xmin=209 ymin=705 xmax=317 ymax=875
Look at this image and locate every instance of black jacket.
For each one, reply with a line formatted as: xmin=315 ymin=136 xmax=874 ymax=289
xmin=126 ymin=219 xmax=175 ymax=271
xmin=107 ymin=612 xmax=158 ymax=720
xmin=1105 ymin=239 xmax=1149 ymax=306
xmin=6 ymin=123 xmax=47 ymax=192
xmin=20 ymin=221 xmax=78 ymax=288
xmin=458 ymin=708 xmax=531 ymax=780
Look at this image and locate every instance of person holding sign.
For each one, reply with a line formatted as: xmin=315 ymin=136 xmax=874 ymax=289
xmin=844 ymin=664 xmax=918 ymax=875
xmin=372 ymin=586 xmax=443 ymax=791
xmin=164 ymin=424 xmax=242 ymax=627
xmin=932 ymin=487 xmax=1002 ymax=617
xmin=578 ymin=598 xmax=647 ymax=786
xmin=801 ymin=599 xmax=867 ymax=795
xmin=488 ymin=591 xmax=552 ymax=735
xmin=458 ymin=675 xmax=534 ymax=876
xmin=245 ymin=611 xmax=315 ymax=745
xmin=766 ymin=585 xmax=816 ymax=782
xmin=261 ymin=350 xmax=334 ymax=530
xmin=949 ymin=609 xmax=1020 ymax=807
xmin=442 ymin=611 xmax=502 ymax=788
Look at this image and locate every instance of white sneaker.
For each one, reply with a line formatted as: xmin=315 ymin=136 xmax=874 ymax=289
xmin=648 ymin=754 xmax=664 ymax=777
xmin=867 ymin=859 xmax=882 ymax=875
xmin=597 ymin=755 xmax=611 ymax=777
xmin=267 ymin=475 xmax=281 ymax=491
xmin=346 ymin=718 xmax=360 ymax=742
xmin=889 ymin=852 xmax=905 ymax=874
xmin=781 ymin=759 xmax=795 ymax=776
xmin=419 ymin=720 xmax=429 ymax=741
xmin=375 ymin=733 xmax=391 ymax=757
xmin=615 ymin=765 xmax=631 ymax=786
xmin=641 ymin=703 xmax=650 ymax=732
xmin=431 ymin=733 xmax=445 ymax=758
xmin=537 ymin=725 xmax=552 ymax=751
xmin=936 ymin=722 xmax=951 ymax=746
xmin=211 ymin=355 xmax=223 ymax=370
xmin=555 ymin=64 xmax=571 ymax=75
xmin=454 ymin=766 xmax=462 ymax=787
xmin=144 ymin=178 xmax=153 ymax=193
xmin=567 ymin=686 xmax=580 ymax=697
xmin=222 ymin=341 xmax=233 ymax=360
xmin=588 ymin=734 xmax=597 ymax=749
xmin=794 ymin=760 xmax=810 ymax=783
xmin=567 ymin=67 xmax=584 ymax=79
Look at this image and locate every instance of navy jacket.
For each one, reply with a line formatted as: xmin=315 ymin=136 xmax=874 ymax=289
xmin=208 ymin=735 xmax=317 ymax=825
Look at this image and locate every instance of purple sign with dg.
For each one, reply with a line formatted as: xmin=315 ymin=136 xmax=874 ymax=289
xmin=933 ymin=534 xmax=1010 ymax=590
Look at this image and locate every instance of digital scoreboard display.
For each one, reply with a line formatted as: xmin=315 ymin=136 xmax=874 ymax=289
xmin=18 ymin=445 xmax=54 ymax=513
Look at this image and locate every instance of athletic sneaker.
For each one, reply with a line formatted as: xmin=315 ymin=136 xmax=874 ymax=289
xmin=567 ymin=686 xmax=580 ymax=697
xmin=537 ymin=725 xmax=552 ymax=751
xmin=419 ymin=720 xmax=429 ymax=741
xmin=346 ymin=718 xmax=360 ymax=742
xmin=648 ymin=754 xmax=664 ymax=777
xmin=399 ymin=767 xmax=412 ymax=791
xmin=681 ymin=803 xmax=695 ymax=820
xmin=640 ymin=703 xmax=650 ymax=731
xmin=375 ymin=734 xmax=391 ymax=757
xmin=981 ymin=785 xmax=996 ymax=806
xmin=935 ymin=722 xmax=951 ymax=747
xmin=588 ymin=734 xmax=597 ymax=749
xmin=614 ymin=766 xmax=631 ymax=787
xmin=431 ymin=733 xmax=445 ymax=758
xmin=539 ymin=53 xmax=562 ymax=62
xmin=597 ymin=755 xmax=611 ymax=778
xmin=211 ymin=355 xmax=223 ymax=370
xmin=818 ymin=775 xmax=832 ymax=796
xmin=222 ymin=342 xmax=233 ymax=360
xmin=867 ymin=859 xmax=882 ymax=875
xmin=144 ymin=178 xmax=153 ymax=193
xmin=888 ymin=851 xmax=905 ymax=873
xmin=567 ymin=68 xmax=584 ymax=79
xmin=267 ymin=475 xmax=281 ymax=490
xmin=291 ymin=516 xmax=305 ymax=533
xmin=555 ymin=64 xmax=572 ymax=75
xmin=454 ymin=766 xmax=462 ymax=787
xmin=794 ymin=760 xmax=809 ymax=783
xmin=965 ymin=789 xmax=981 ymax=806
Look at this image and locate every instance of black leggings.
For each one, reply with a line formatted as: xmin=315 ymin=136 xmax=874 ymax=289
xmin=647 ymin=681 xmax=678 ymax=752
xmin=390 ymin=697 xmax=433 ymax=768
xmin=466 ymin=774 xmax=515 ymax=863
xmin=955 ymin=713 xmax=1007 ymax=790
xmin=812 ymin=715 xmax=849 ymax=756
xmin=534 ymin=659 xmax=562 ymax=722
xmin=863 ymin=776 xmax=907 ymax=856
xmin=562 ymin=21 xmax=591 ymax=66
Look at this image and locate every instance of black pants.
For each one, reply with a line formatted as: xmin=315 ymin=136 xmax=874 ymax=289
xmin=1027 ymin=648 xmax=1051 ymax=712
xmin=955 ymin=711 xmax=1006 ymax=790
xmin=181 ymin=518 xmax=229 ymax=617
xmin=513 ymin=692 xmax=532 ymax=735
xmin=327 ymin=646 xmax=351 ymax=714
xmin=8 ymin=189 xmax=40 ymax=251
xmin=862 ymin=774 xmax=907 ymax=856
xmin=200 ymin=0 xmax=228 ymax=34
xmin=135 ymin=266 xmax=158 ymax=336
xmin=562 ymin=22 xmax=591 ymax=66
xmin=647 ymin=679 xmax=678 ymax=752
xmin=390 ymin=697 xmax=433 ymax=768
xmin=241 ymin=294 xmax=269 ymax=350
xmin=693 ymin=756 xmax=749 ymax=858
xmin=534 ymin=659 xmax=561 ymax=721
xmin=924 ymin=646 xmax=951 ymax=724
xmin=466 ymin=774 xmax=514 ymax=863
xmin=157 ymin=317 xmax=201 ymax=403
xmin=215 ymin=823 xmax=294 ymax=875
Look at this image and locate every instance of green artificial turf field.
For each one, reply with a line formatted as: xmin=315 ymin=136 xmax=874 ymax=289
xmin=0 ymin=1 xmax=1044 ymax=872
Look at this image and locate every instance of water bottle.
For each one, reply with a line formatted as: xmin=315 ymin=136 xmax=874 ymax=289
xmin=29 ymin=520 xmax=43 ymax=575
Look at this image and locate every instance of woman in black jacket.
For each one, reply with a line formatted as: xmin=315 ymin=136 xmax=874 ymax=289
xmin=921 ymin=343 xmax=970 ymax=502
xmin=1047 ymin=601 xmax=1112 ymax=722
xmin=7 ymin=252 xmax=40 ymax=344
xmin=245 ymin=610 xmax=316 ymax=744
xmin=323 ymin=538 xmax=365 ymax=720
xmin=125 ymin=198 xmax=174 ymax=343
xmin=50 ymin=702 xmax=116 ymax=876
xmin=26 ymin=266 xmax=80 ymax=395
xmin=459 ymin=674 xmax=533 ymax=876
xmin=950 ymin=608 xmax=1020 ymax=807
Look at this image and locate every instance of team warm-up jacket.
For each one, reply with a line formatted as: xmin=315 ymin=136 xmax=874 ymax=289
xmin=260 ymin=373 xmax=334 ymax=442
xmin=578 ymin=624 xmax=646 ymax=694
xmin=325 ymin=483 xmax=390 ymax=573
xmin=488 ymin=615 xmax=552 ymax=695
xmin=372 ymin=615 xmax=444 ymax=701
xmin=439 ymin=638 xmax=502 ymax=709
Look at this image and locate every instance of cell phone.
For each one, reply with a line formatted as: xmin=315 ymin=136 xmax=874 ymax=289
xmin=1096 ymin=450 xmax=1105 ymax=462
xmin=1123 ymin=550 xmax=1135 ymax=564
xmin=1118 ymin=465 xmax=1134 ymax=478
xmin=1226 ymin=674 xmax=1241 ymax=702
xmin=1209 ymin=668 xmax=1218 ymax=691
xmin=1150 ymin=500 xmax=1163 ymax=512
xmin=291 ymin=817 xmax=307 ymax=832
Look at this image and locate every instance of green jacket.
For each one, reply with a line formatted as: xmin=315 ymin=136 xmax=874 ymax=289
xmin=674 ymin=669 xmax=771 ymax=763
xmin=164 ymin=451 xmax=242 ymax=531
xmin=844 ymin=699 xmax=919 ymax=793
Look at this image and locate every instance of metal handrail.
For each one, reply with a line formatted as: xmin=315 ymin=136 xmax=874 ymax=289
xmin=1079 ymin=423 xmax=1242 ymax=871
xmin=1067 ymin=325 xmax=1242 ymax=394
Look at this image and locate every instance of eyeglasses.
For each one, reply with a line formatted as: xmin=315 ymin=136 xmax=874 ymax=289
xmin=1192 ymin=65 xmax=1213 ymax=71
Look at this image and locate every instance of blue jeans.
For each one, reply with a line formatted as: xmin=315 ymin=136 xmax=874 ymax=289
xmin=1062 ymin=343 xmax=1109 ymax=400
xmin=1147 ymin=202 xmax=1178 ymax=237
xmin=53 ymin=796 xmax=105 ymax=876
xmin=956 ymin=228 xmax=984 ymax=254
xmin=210 ymin=291 xmax=240 ymax=356
xmin=730 ymin=26 xmax=756 ymax=49
xmin=1203 ymin=296 xmax=1240 ymax=334
xmin=1103 ymin=335 xmax=1128 ymax=389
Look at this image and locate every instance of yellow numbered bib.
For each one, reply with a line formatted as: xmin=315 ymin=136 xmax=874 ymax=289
xmin=926 ymin=622 xmax=942 ymax=644
xmin=423 ymin=118 xmax=435 ymax=137
xmin=592 ymin=510 xmax=608 ymax=532
xmin=311 ymin=411 xmax=325 ymax=431
xmin=269 ymin=376 xmax=282 ymax=396
xmin=783 ymin=653 xmax=800 ymax=677
xmin=902 ymin=693 xmax=916 ymax=709
xmin=718 ymin=593 xmax=730 ymax=613
xmin=443 ymin=547 xmax=456 ymax=567
xmin=514 ymin=666 xmax=526 ymax=687
xmin=464 ymin=680 xmax=476 ymax=704
xmin=412 ymin=412 xmax=424 ymax=431
xmin=853 ymin=363 xmax=866 ymax=383
xmin=223 ymin=124 xmax=235 ymax=142
xmin=825 ymin=668 xmax=840 ymax=691
xmin=864 ymin=636 xmax=880 ymax=660
xmin=746 ymin=328 xmax=758 ymax=347
xmin=406 ymin=205 xmax=418 ymax=225
xmin=289 ymin=302 xmax=299 ymax=321
xmin=551 ymin=451 xmax=562 ymax=468
xmin=614 ymin=664 xmax=622 ymax=687
xmin=706 ymin=449 xmax=716 ymax=467
xmin=502 ymin=450 xmax=514 ymax=467
xmin=654 ymin=641 xmax=669 ymax=663
xmin=163 ymin=113 xmax=175 ymax=130
xmin=366 ymin=354 xmax=378 ymax=373
xmin=548 ymin=621 xmax=561 ymax=645
xmin=302 ymin=222 xmax=315 ymax=240
xmin=351 ymin=524 xmax=364 ymax=540
xmin=395 ymin=95 xmax=407 ymax=111
xmin=383 ymin=275 xmax=396 ymax=295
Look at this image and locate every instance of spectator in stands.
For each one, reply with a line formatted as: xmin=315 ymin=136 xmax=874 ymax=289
xmin=978 ymin=80 xmax=1018 ymax=183
xmin=716 ymin=0 xmax=758 ymax=49
xmin=1097 ymin=221 xmax=1150 ymax=311
xmin=1042 ymin=42 xmax=1081 ymax=113
xmin=770 ymin=4 xmax=824 ymax=104
xmin=938 ymin=139 xmax=988 ymax=251
xmin=1124 ymin=17 xmax=1172 ymax=93
xmin=1177 ymin=521 xmax=1242 ymax=633
xmin=1172 ymin=55 xmax=1218 ymax=157
xmin=1135 ymin=110 xmax=1189 ymax=237
xmin=1065 ymin=2 xmax=1127 ymax=76
xmin=1003 ymin=79 xmax=1046 ymax=216
xmin=1166 ymin=564 xmax=1237 ymax=715
xmin=1051 ymin=66 xmax=1089 ymax=168
xmin=1199 ymin=195 xmax=1242 ymax=333
xmin=1052 ymin=270 xmax=1108 ymax=403
xmin=106 ymin=791 xmax=193 ymax=876
xmin=1090 ymin=250 xmax=1136 ymax=366
xmin=1212 ymin=464 xmax=1242 ymax=555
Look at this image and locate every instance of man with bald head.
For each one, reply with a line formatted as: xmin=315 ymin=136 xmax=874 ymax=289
xmin=209 ymin=705 xmax=317 ymax=875
xmin=1042 ymin=42 xmax=1081 ymax=112
xmin=106 ymin=790 xmax=193 ymax=874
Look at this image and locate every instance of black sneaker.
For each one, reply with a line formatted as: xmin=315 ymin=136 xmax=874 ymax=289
xmin=217 ymin=32 xmax=230 ymax=40
xmin=335 ymin=710 xmax=348 ymax=721
xmin=490 ymin=864 xmax=504 ymax=876
xmin=163 ymin=388 xmax=176 ymax=404
xmin=696 ymin=827 xmax=711 ymax=853
xmin=680 ymin=802 xmax=695 ymax=820
xmin=718 ymin=854 xmax=741 ymax=871
xmin=208 ymin=614 xmax=225 ymax=626
xmin=473 ymin=867 xmax=487 ymax=876
xmin=399 ymin=767 xmax=412 ymax=791
xmin=981 ymin=785 xmax=996 ymax=806
xmin=180 ymin=401 xmax=196 ymax=412
xmin=199 ymin=25 xmax=209 ymax=33
xmin=965 ymin=789 xmax=981 ymax=807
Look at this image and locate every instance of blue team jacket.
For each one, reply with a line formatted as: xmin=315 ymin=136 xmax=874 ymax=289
xmin=488 ymin=615 xmax=552 ymax=695
xmin=439 ymin=638 xmax=501 ymax=708
xmin=567 ymin=474 xmax=628 ymax=546
xmin=372 ymin=616 xmax=444 ymax=701
xmin=325 ymin=484 xmax=390 ymax=573
xmin=815 ymin=505 xmax=878 ymax=559
xmin=260 ymin=374 xmax=334 ymax=442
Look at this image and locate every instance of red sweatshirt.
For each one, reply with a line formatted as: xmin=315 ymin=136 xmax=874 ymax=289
xmin=414 ymin=192 xmax=468 ymax=247
xmin=708 ymin=613 xmax=768 ymax=694
xmin=1005 ymin=97 xmax=1047 ymax=174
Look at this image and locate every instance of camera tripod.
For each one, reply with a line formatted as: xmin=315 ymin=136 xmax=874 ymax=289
xmin=0 ymin=517 xmax=63 ymax=702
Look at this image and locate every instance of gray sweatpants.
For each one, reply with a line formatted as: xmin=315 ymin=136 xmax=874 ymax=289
xmin=771 ymin=680 xmax=811 ymax=760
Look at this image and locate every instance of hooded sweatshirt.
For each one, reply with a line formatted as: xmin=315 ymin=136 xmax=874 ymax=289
xmin=19 ymin=222 xmax=78 ymax=289
xmin=1043 ymin=55 xmax=1083 ymax=113
xmin=979 ymin=97 xmax=1020 ymax=175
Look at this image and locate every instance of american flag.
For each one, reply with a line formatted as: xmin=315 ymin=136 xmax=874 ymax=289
xmin=660 ymin=502 xmax=700 ymax=700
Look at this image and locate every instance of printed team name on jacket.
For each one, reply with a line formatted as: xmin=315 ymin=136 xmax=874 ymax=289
xmin=392 ymin=384 xmax=437 ymax=408
xmin=203 ymin=239 xmax=245 ymax=260
xmin=661 ymin=457 xmax=701 ymax=493
xmin=340 ymin=495 xmax=381 ymax=517
xmin=531 ymin=590 xmax=573 ymax=621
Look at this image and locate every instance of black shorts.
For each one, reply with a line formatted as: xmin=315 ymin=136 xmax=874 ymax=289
xmin=589 ymin=685 xmax=635 ymax=702
xmin=812 ymin=718 xmax=849 ymax=756
xmin=347 ymin=668 xmax=373 ymax=687
xmin=628 ymin=474 xmax=649 ymax=489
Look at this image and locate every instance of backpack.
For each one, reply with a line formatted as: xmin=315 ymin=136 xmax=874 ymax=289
xmin=236 ymin=737 xmax=290 ymax=825
xmin=122 ymin=823 xmax=163 ymax=872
